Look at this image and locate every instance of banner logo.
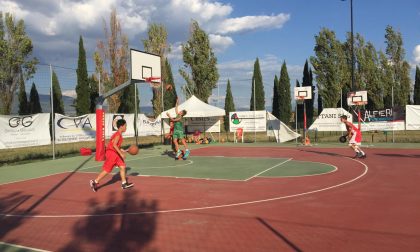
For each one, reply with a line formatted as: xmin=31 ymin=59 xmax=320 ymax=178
xmin=230 ymin=113 xmax=241 ymax=125
xmin=9 ymin=116 xmax=33 ymax=128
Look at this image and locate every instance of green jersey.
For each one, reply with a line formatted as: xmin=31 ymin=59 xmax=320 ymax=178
xmin=174 ymin=114 xmax=184 ymax=132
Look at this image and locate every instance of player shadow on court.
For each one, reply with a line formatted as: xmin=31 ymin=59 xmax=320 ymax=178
xmin=60 ymin=190 xmax=159 ymax=252
xmin=162 ymin=150 xmax=176 ymax=159
xmin=0 ymin=192 xmax=39 ymax=241
xmin=298 ymin=149 xmax=353 ymax=158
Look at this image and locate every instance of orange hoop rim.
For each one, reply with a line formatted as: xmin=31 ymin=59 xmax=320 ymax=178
xmin=145 ymin=77 xmax=161 ymax=88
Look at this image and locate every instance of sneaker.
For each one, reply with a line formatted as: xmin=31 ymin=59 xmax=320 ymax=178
xmin=175 ymin=149 xmax=182 ymax=158
xmin=360 ymin=153 xmax=367 ymax=158
xmin=122 ymin=182 xmax=134 ymax=189
xmin=357 ymin=152 xmax=364 ymax=158
xmin=90 ymin=179 xmax=98 ymax=192
xmin=183 ymin=149 xmax=190 ymax=158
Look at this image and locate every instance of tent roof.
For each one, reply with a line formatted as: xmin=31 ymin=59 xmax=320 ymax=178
xmin=161 ymin=95 xmax=225 ymax=118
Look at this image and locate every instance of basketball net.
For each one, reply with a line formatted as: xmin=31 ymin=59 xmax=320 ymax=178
xmin=353 ymin=101 xmax=365 ymax=130
xmin=145 ymin=77 xmax=161 ymax=89
xmin=296 ymin=96 xmax=305 ymax=105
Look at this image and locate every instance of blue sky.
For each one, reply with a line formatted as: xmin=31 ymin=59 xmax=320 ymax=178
xmin=1 ymin=0 xmax=419 ymax=110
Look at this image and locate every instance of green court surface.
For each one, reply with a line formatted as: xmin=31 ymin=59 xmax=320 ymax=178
xmin=0 ymin=149 xmax=335 ymax=184
xmin=0 ymin=242 xmax=45 ymax=252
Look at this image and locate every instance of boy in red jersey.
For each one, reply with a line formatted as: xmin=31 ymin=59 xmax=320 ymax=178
xmin=340 ymin=115 xmax=366 ymax=158
xmin=90 ymin=119 xmax=134 ymax=192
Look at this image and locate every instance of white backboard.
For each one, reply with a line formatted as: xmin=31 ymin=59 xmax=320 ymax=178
xmin=347 ymin=91 xmax=368 ymax=106
xmin=130 ymin=49 xmax=161 ymax=83
xmin=294 ymin=86 xmax=312 ymax=100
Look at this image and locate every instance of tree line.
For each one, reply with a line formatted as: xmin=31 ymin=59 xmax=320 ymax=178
xmin=1 ymin=10 xmax=420 ymax=129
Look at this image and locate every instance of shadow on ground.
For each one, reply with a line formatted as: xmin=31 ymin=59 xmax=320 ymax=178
xmin=60 ymin=189 xmax=159 ymax=252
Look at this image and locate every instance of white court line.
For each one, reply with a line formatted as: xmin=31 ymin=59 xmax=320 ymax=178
xmin=0 ymin=157 xmax=368 ymax=218
xmin=258 ymin=165 xmax=338 ymax=178
xmin=0 ymin=154 xmax=161 ymax=186
xmin=244 ymin=158 xmax=293 ymax=181
xmin=135 ymin=174 xmax=246 ymax=182
xmin=0 ymin=241 xmax=51 ymax=252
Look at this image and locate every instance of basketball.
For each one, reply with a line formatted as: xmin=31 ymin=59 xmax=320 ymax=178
xmin=339 ymin=136 xmax=347 ymax=143
xmin=165 ymin=84 xmax=173 ymax=91
xmin=127 ymin=144 xmax=139 ymax=155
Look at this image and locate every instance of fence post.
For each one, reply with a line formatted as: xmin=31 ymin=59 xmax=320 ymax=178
xmin=50 ymin=64 xmax=55 ymax=160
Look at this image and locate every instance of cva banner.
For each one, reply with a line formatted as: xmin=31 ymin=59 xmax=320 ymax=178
xmin=55 ymin=114 xmax=97 ymax=143
xmin=0 ymin=114 xmax=51 ymax=149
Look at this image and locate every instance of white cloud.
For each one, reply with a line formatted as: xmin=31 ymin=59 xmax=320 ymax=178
xmin=210 ymin=13 xmax=291 ymax=34
xmin=168 ymin=0 xmax=233 ymax=21
xmin=209 ymin=34 xmax=234 ymax=52
xmin=167 ymin=42 xmax=183 ymax=60
xmin=413 ymin=45 xmax=420 ymax=64
xmin=62 ymin=90 xmax=77 ymax=98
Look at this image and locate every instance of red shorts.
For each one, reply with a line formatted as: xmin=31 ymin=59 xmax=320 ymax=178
xmin=102 ymin=150 xmax=125 ymax=173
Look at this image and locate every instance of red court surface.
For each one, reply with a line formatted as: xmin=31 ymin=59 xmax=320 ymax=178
xmin=1 ymin=146 xmax=420 ymax=251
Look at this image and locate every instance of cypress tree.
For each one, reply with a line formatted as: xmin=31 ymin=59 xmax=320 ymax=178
xmin=75 ymin=36 xmax=90 ymax=115
xmin=88 ymin=75 xmax=99 ymax=113
xmin=118 ymin=84 xmax=138 ymax=113
xmin=302 ymin=61 xmax=315 ymax=126
xmin=51 ymin=71 xmax=65 ymax=114
xmin=414 ymin=66 xmax=420 ymax=105
xmin=164 ymin=59 xmax=177 ymax=109
xmin=18 ymin=75 xmax=29 ymax=115
xmin=278 ymin=61 xmax=292 ymax=124
xmin=318 ymin=90 xmax=323 ymax=115
xmin=224 ymin=79 xmax=235 ymax=131
xmin=29 ymin=83 xmax=42 ymax=113
xmin=272 ymin=75 xmax=280 ymax=118
xmin=250 ymin=58 xmax=265 ymax=110
xmin=295 ymin=80 xmax=304 ymax=129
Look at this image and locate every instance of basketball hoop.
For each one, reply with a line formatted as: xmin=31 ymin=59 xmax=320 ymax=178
xmin=145 ymin=77 xmax=161 ymax=89
xmin=296 ymin=96 xmax=305 ymax=104
xmin=353 ymin=101 xmax=366 ymax=107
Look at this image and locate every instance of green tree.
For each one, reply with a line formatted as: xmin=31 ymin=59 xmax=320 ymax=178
xmin=142 ymin=23 xmax=169 ymax=116
xmin=414 ymin=66 xmax=420 ymax=105
xmin=317 ymin=91 xmax=323 ymax=115
xmin=250 ymin=58 xmax=265 ymax=110
xmin=51 ymin=71 xmax=64 ymax=114
xmin=76 ymin=36 xmax=90 ymax=115
xmin=302 ymin=60 xmax=315 ymax=125
xmin=94 ymin=8 xmax=129 ymax=113
xmin=384 ymin=25 xmax=411 ymax=106
xmin=0 ymin=12 xmax=38 ymax=114
xmin=224 ymin=79 xmax=235 ymax=131
xmin=118 ymin=84 xmax=138 ymax=113
xmin=295 ymin=80 xmax=304 ymax=128
xmin=88 ymin=75 xmax=99 ymax=113
xmin=310 ymin=28 xmax=346 ymax=108
xmin=18 ymin=75 xmax=29 ymax=115
xmin=272 ymin=75 xmax=280 ymax=118
xmin=379 ymin=51 xmax=394 ymax=108
xmin=163 ymin=59 xmax=177 ymax=109
xmin=179 ymin=20 xmax=219 ymax=102
xmin=278 ymin=61 xmax=292 ymax=124
xmin=29 ymin=83 xmax=42 ymax=113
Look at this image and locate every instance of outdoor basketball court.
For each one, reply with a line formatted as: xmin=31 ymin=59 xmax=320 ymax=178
xmin=1 ymin=144 xmax=419 ymax=251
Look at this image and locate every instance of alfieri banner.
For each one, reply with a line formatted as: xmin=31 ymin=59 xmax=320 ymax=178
xmin=351 ymin=107 xmax=405 ymax=131
xmin=0 ymin=114 xmax=51 ymax=149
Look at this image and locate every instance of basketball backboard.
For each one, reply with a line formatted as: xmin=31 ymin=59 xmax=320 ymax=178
xmin=347 ymin=91 xmax=368 ymax=106
xmin=294 ymin=86 xmax=312 ymax=100
xmin=130 ymin=49 xmax=161 ymax=83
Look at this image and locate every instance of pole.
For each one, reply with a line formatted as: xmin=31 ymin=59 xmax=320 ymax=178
xmin=340 ymin=89 xmax=344 ymax=136
xmin=134 ymin=82 xmax=138 ymax=146
xmin=253 ymin=78 xmax=256 ymax=143
xmin=295 ymin=100 xmax=298 ymax=145
xmin=304 ymin=101 xmax=307 ymax=144
xmin=218 ymin=81 xmax=220 ymax=142
xmin=161 ymin=79 xmax=164 ymax=145
xmin=50 ymin=64 xmax=55 ymax=160
xmin=350 ymin=0 xmax=355 ymax=91
xmin=392 ymin=85 xmax=394 ymax=143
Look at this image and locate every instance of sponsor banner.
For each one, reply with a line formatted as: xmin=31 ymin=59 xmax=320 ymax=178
xmin=0 ymin=114 xmax=51 ymax=149
xmin=55 ymin=113 xmax=96 ymax=143
xmin=267 ymin=112 xmax=300 ymax=143
xmin=406 ymin=105 xmax=420 ymax=130
xmin=309 ymin=108 xmax=352 ymax=131
xmin=187 ymin=117 xmax=220 ymax=133
xmin=351 ymin=107 xmax=405 ymax=131
xmin=138 ymin=114 xmax=162 ymax=136
xmin=105 ymin=114 xmax=135 ymax=138
xmin=229 ymin=111 xmax=266 ymax=132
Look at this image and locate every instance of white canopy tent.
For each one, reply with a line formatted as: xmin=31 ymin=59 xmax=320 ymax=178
xmin=161 ymin=95 xmax=225 ymax=118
